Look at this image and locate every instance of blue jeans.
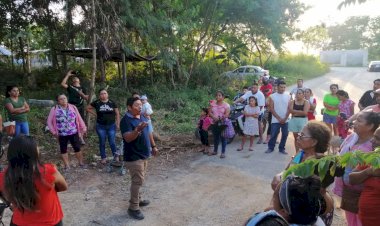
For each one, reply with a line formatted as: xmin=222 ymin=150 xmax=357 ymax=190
xmin=15 ymin=121 xmax=29 ymax=136
xmin=268 ymin=122 xmax=289 ymax=152
xmin=96 ymin=123 xmax=117 ymax=159
xmin=212 ymin=125 xmax=227 ymax=154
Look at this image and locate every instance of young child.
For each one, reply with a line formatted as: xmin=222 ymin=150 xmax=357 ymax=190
xmin=237 ymin=96 xmax=260 ymax=151
xmin=198 ymin=108 xmax=212 ymax=153
xmin=140 ymin=95 xmax=154 ymax=133
xmin=336 ymin=90 xmax=355 ymax=139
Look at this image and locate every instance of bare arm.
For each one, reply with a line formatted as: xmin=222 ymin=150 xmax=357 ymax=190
xmin=5 ymin=102 xmax=28 ymax=115
xmin=60 ymin=71 xmax=73 ymax=89
xmin=54 ymin=166 xmax=68 ymax=192
xmin=77 ymin=90 xmax=89 ymax=101
xmin=122 ymin=122 xmax=148 ymax=143
xmin=349 ymin=167 xmax=371 ymax=185
xmin=323 ymin=102 xmax=338 ymax=111
xmin=86 ymin=104 xmax=97 ymax=117
xmin=309 ymin=99 xmax=316 ymax=111
xmin=350 ymin=167 xmax=380 ymax=185
xmin=149 ymin=132 xmax=158 ymax=156
xmin=115 ymin=108 xmax=120 ymax=130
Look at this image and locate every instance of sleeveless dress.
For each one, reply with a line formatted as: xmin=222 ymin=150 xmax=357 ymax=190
xmin=243 ymin=105 xmax=260 ymax=136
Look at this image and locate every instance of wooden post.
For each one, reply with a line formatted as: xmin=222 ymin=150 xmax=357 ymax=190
xmin=117 ymin=62 xmax=121 ymax=80
xmin=87 ymin=0 xmax=97 ymax=127
xmin=122 ymin=51 xmax=127 ymax=88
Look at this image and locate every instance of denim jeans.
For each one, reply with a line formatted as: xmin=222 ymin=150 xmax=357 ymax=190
xmin=268 ymin=122 xmax=289 ymax=152
xmin=96 ymin=123 xmax=117 ymax=159
xmin=212 ymin=125 xmax=227 ymax=154
xmin=15 ymin=121 xmax=29 ymax=136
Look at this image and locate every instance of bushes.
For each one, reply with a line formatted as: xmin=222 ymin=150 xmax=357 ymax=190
xmin=265 ymin=54 xmax=329 ymax=85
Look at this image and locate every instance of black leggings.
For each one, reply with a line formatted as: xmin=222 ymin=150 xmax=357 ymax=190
xmin=267 ymin=112 xmax=272 ymax=136
xmin=199 ymin=129 xmax=209 ymax=146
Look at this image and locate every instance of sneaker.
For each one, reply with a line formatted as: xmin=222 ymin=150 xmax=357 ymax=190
xmin=279 ymin=150 xmax=288 ymax=155
xmin=139 ymin=200 xmax=150 ymax=207
xmin=220 ymin=154 xmax=226 ymax=158
xmin=265 ymin=149 xmax=274 ymax=153
xmin=257 ymin=139 xmax=262 ymax=144
xmin=128 ymin=209 xmax=144 ymax=220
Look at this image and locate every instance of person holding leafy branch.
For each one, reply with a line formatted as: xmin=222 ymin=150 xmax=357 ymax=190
xmin=349 ymin=126 xmax=380 ymax=226
xmin=333 ymin=111 xmax=380 ymax=226
xmin=271 ymin=120 xmax=343 ymax=226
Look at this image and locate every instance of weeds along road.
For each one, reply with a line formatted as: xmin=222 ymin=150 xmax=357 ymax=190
xmin=3 ymin=67 xmax=376 ymax=226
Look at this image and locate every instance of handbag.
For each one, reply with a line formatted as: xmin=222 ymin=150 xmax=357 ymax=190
xmin=340 ymin=186 xmax=361 ymax=213
xmin=3 ymin=120 xmax=15 ymax=136
xmin=222 ymin=118 xmax=235 ymax=139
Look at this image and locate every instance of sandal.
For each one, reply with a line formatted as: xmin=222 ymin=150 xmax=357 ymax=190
xmin=208 ymin=151 xmax=217 ymax=156
xmin=249 ymin=148 xmax=254 ymax=152
xmin=220 ymin=154 xmax=226 ymax=158
xmin=236 ymin=148 xmax=243 ymax=151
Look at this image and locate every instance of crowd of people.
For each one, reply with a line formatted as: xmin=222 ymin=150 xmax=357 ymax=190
xmin=196 ymin=76 xmax=380 ymax=226
xmin=0 ymin=70 xmax=159 ymax=223
xmin=0 ymin=68 xmax=379 ymax=225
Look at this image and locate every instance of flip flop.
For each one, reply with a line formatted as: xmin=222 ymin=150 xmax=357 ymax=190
xmin=236 ymin=148 xmax=243 ymax=151
xmin=249 ymin=148 xmax=254 ymax=152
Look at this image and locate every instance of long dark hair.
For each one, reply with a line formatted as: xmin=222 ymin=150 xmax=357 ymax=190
xmin=5 ymin=85 xmax=18 ymax=98
xmin=4 ymin=136 xmax=42 ymax=212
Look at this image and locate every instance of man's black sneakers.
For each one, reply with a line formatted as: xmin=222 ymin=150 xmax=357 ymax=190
xmin=128 ymin=209 xmax=144 ymax=220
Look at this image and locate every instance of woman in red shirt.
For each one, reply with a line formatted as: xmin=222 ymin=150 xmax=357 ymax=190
xmin=0 ymin=136 xmax=68 ymax=226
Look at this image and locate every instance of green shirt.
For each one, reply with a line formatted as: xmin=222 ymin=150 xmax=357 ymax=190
xmin=5 ymin=97 xmax=28 ymax=122
xmin=323 ymin=94 xmax=340 ymax=116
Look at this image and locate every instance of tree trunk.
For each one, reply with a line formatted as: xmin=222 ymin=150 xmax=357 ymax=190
xmin=87 ymin=0 xmax=97 ymax=126
xmin=26 ymin=38 xmax=36 ymax=88
xmin=117 ymin=62 xmax=121 ymax=80
xmin=10 ymin=38 xmax=14 ymax=71
xmin=18 ymin=37 xmax=27 ymax=74
xmin=122 ymin=52 xmax=127 ymax=88
xmin=99 ymin=57 xmax=105 ymax=83
xmin=149 ymin=61 xmax=154 ymax=85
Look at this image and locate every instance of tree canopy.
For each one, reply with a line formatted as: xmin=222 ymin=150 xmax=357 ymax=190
xmin=0 ymin=0 xmax=306 ymax=88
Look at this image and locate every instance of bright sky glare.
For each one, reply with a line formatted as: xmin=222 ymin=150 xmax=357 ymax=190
xmin=285 ymin=0 xmax=380 ymax=54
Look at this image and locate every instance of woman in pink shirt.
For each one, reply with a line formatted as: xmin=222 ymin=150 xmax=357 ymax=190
xmin=208 ymin=90 xmax=230 ymax=158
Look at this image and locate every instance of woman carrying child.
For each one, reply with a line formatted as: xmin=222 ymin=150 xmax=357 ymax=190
xmin=336 ymin=90 xmax=355 ymax=139
xmin=237 ymin=96 xmax=260 ymax=152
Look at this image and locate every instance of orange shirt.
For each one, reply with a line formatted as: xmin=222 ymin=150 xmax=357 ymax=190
xmin=0 ymin=164 xmax=63 ymax=226
xmin=357 ymin=165 xmax=380 ymax=226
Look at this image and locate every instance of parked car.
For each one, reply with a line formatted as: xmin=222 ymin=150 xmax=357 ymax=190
xmin=368 ymin=61 xmax=380 ymax=72
xmin=225 ymin=65 xmax=266 ymax=79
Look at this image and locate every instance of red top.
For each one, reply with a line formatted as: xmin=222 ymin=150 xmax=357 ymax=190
xmin=260 ymin=84 xmax=273 ymax=98
xmin=0 ymin=164 xmax=63 ymax=226
xmin=307 ymin=97 xmax=317 ymax=120
xmin=357 ymin=165 xmax=380 ymax=226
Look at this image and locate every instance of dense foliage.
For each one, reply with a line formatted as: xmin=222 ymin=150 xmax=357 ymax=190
xmin=0 ymin=0 xmax=308 ymax=88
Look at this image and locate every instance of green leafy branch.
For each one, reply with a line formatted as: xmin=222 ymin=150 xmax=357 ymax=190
xmin=283 ymin=147 xmax=380 ymax=181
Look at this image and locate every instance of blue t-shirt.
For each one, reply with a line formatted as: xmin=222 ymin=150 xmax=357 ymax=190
xmin=120 ymin=112 xmax=151 ymax=161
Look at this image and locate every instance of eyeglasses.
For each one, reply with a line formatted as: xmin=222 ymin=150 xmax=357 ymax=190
xmin=298 ymin=133 xmax=313 ymax=140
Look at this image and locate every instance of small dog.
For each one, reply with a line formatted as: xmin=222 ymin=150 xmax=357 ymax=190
xmin=330 ymin=135 xmax=343 ymax=154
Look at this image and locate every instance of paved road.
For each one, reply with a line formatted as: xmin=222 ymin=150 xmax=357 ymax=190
xmin=129 ymin=67 xmax=379 ymax=226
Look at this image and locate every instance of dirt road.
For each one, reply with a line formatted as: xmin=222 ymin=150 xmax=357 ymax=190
xmin=2 ymin=67 xmax=377 ymax=225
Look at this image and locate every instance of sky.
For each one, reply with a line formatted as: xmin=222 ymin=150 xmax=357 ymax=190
xmin=285 ymin=0 xmax=380 ymax=54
